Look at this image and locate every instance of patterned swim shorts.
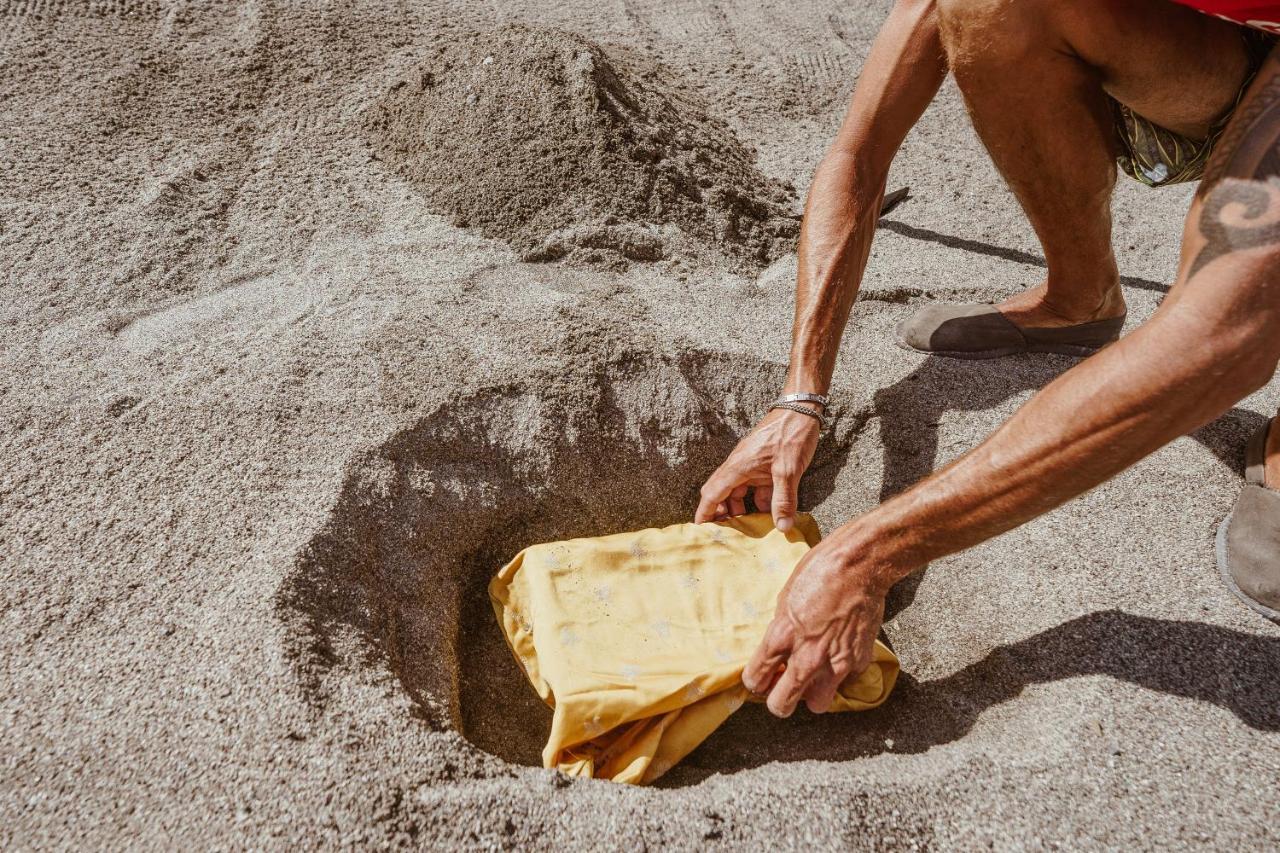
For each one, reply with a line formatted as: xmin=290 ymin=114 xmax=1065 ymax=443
xmin=1113 ymin=29 xmax=1276 ymax=186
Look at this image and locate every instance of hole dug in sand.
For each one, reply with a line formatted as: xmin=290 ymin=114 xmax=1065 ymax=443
xmin=282 ymin=348 xmax=846 ymax=769
xmin=364 ymin=25 xmax=799 ymax=271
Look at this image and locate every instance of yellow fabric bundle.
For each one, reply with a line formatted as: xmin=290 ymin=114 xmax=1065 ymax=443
xmin=489 ymin=512 xmax=899 ymax=784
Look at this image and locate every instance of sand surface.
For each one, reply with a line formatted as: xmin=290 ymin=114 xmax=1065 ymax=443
xmin=3 ymin=0 xmax=1278 ymax=848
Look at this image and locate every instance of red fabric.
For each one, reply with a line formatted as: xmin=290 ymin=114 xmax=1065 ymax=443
xmin=1171 ymin=0 xmax=1280 ymax=31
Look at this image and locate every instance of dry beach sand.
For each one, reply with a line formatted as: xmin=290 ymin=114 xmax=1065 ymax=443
xmin=2 ymin=0 xmax=1279 ymax=848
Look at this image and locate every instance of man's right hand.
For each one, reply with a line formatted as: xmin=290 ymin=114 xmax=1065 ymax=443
xmin=695 ymin=408 xmax=822 ymax=531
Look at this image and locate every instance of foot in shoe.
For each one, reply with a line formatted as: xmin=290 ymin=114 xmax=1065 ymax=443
xmin=995 ymin=281 xmax=1127 ymax=329
xmin=1218 ymin=416 xmax=1280 ymax=622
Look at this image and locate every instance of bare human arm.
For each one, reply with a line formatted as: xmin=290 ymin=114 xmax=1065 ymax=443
xmin=743 ymin=50 xmax=1280 ymax=718
xmin=695 ymin=0 xmax=947 ymax=529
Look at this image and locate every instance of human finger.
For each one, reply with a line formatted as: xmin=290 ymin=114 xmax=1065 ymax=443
xmin=763 ymin=658 xmax=808 ymax=718
xmin=770 ymin=465 xmax=799 ymax=533
xmin=752 ymin=483 xmax=772 ymax=515
xmin=802 ymin=663 xmax=844 ymax=714
xmin=742 ymin=620 xmax=791 ymax=694
xmin=728 ymin=484 xmax=749 ymax=517
xmin=764 ymin=643 xmax=827 ymax=717
xmin=696 ymin=466 xmax=742 ymax=522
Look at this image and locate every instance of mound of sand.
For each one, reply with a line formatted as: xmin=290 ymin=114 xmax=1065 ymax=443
xmin=364 ymin=25 xmax=800 ymax=269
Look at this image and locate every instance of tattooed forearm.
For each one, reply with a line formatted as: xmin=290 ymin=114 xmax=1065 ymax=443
xmin=1188 ymin=176 xmax=1280 ymax=279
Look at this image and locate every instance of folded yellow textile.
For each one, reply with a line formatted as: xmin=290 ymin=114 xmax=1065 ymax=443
xmin=489 ymin=512 xmax=899 ymax=785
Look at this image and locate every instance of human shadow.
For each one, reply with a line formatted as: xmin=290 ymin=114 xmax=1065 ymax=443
xmin=879 ymin=219 xmax=1171 ymax=294
xmin=868 ymin=353 xmax=1267 ymax=619
xmin=873 ymin=355 xmax=1070 ymax=617
xmin=662 ymin=610 xmax=1280 ymax=786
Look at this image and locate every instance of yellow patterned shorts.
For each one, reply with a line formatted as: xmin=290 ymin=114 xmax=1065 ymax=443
xmin=1114 ymin=30 xmax=1276 ymax=187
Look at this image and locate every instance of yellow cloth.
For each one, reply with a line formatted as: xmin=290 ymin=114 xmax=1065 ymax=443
xmin=489 ymin=512 xmax=899 ymax=785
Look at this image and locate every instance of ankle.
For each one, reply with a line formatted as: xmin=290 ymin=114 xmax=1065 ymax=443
xmin=997 ymin=279 xmax=1125 ymax=327
xmin=1040 ymin=278 xmax=1125 ymax=323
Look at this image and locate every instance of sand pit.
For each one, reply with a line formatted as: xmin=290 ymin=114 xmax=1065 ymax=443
xmin=281 ymin=345 xmax=863 ymax=770
xmin=364 ymin=25 xmax=799 ymax=269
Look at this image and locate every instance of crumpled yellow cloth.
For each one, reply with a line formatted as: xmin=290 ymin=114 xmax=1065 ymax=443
xmin=488 ymin=512 xmax=899 ymax=784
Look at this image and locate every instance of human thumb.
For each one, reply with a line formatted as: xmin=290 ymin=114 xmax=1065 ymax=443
xmin=771 ymin=468 xmax=797 ymax=532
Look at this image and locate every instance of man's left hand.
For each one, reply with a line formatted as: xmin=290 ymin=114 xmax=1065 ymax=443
xmin=742 ymin=535 xmax=890 ymax=717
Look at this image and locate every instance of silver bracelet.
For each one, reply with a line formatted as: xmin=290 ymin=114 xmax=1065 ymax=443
xmin=768 ymin=401 xmax=830 ymax=429
xmin=775 ymin=392 xmax=829 ymax=409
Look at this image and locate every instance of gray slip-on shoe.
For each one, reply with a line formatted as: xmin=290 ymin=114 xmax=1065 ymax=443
xmin=1216 ymin=418 xmax=1280 ymax=623
xmin=896 ymin=303 xmax=1126 ymax=360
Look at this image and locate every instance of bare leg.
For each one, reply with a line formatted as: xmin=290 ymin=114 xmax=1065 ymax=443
xmin=937 ymin=0 xmax=1252 ymax=328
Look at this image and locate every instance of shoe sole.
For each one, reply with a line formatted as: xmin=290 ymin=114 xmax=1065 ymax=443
xmin=893 ymin=337 xmax=1106 ymax=360
xmin=1215 ymin=509 xmax=1280 ymax=624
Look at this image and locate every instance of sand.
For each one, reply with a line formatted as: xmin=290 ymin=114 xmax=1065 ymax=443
xmin=365 ymin=25 xmax=798 ymax=269
xmin=2 ymin=0 xmax=1278 ymax=849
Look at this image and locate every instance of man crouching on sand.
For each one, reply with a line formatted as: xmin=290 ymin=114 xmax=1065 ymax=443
xmin=697 ymin=0 xmax=1280 ymax=717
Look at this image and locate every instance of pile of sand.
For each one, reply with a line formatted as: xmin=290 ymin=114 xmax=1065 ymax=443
xmin=364 ymin=25 xmax=799 ymax=269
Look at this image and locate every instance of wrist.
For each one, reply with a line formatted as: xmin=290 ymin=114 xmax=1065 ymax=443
xmin=768 ymin=400 xmax=830 ymax=429
xmin=783 ymin=369 xmax=830 ymax=400
xmin=778 ymin=400 xmax=823 ymax=412
xmin=773 ymin=391 xmax=829 ymax=410
xmin=824 ymin=512 xmax=923 ymax=596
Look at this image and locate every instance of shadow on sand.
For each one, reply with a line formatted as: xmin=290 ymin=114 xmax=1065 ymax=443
xmin=660 ymin=342 xmax=1273 ymax=785
xmin=878 ymin=219 xmax=1171 ymax=294
xmin=868 ymin=354 xmax=1268 ymax=619
xmin=664 ymin=610 xmax=1280 ymax=785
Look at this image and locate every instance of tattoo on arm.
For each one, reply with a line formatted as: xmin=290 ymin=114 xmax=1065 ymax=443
xmin=1190 ymin=52 xmax=1280 ymax=279
xmin=1189 ymin=177 xmax=1280 ymax=279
